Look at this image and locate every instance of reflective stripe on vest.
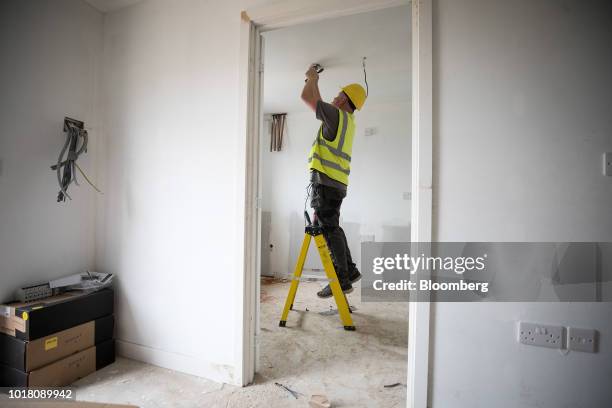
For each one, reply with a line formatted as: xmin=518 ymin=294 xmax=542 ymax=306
xmin=307 ymin=109 xmax=354 ymax=185
xmin=307 ymin=154 xmax=350 ymax=175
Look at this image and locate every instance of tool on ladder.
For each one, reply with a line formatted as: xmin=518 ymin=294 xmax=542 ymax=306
xmin=279 ymin=211 xmax=355 ymax=331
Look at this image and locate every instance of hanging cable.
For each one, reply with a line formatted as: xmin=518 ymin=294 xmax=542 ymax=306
xmin=362 ymin=56 xmax=369 ymax=96
xmin=51 ymin=120 xmax=101 ymax=202
xmin=304 ymin=182 xmax=313 ymax=226
xmin=75 ymin=162 xmax=103 ymax=194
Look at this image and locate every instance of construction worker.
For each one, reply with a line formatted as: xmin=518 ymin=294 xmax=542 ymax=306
xmin=301 ymin=64 xmax=367 ymax=298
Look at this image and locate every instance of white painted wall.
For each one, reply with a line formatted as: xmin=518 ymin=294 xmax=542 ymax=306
xmin=430 ymin=1 xmax=612 ymax=407
xmin=95 ymin=0 xmax=272 ymax=384
xmin=261 ymin=103 xmax=411 ymax=277
xmin=0 ymin=0 xmax=103 ymax=303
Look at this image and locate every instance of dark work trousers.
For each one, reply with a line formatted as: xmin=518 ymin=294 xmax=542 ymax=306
xmin=309 ymin=182 xmax=358 ymax=285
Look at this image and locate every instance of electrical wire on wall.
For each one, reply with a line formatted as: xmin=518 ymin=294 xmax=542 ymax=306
xmin=51 ymin=117 xmax=102 ymax=202
xmin=362 ymin=56 xmax=369 ymax=96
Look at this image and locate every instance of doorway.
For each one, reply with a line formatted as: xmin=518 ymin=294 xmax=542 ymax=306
xmin=237 ymin=1 xmax=433 ymax=407
xmin=260 ymin=5 xmax=410 ymax=406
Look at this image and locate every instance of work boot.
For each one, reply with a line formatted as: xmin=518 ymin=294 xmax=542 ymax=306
xmin=348 ymin=269 xmax=362 ymax=283
xmin=317 ymin=282 xmax=353 ymax=298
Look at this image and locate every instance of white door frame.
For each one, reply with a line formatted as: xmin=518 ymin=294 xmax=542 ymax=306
xmin=236 ymin=1 xmax=433 ymax=407
xmin=408 ymin=0 xmax=433 ymax=407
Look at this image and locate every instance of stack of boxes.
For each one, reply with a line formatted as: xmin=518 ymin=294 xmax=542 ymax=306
xmin=0 ymin=288 xmax=115 ymax=387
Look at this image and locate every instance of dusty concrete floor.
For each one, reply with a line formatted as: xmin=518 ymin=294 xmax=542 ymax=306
xmin=70 ymin=278 xmax=408 ymax=408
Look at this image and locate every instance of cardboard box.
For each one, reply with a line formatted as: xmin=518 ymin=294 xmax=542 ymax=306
xmin=0 ymin=315 xmax=114 ymax=371
xmin=0 ymin=289 xmax=113 ymax=341
xmin=0 ymin=312 xmax=26 ymax=338
xmin=0 ymin=339 xmax=115 ymax=387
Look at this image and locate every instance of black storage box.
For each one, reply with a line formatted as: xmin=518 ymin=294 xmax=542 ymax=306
xmin=0 ymin=288 xmax=114 ymax=341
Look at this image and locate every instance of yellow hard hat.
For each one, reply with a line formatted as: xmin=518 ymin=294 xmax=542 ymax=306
xmin=341 ymin=83 xmax=367 ymax=110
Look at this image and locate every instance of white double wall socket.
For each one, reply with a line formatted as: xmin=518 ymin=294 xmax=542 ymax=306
xmin=518 ymin=322 xmax=565 ymax=349
xmin=518 ymin=322 xmax=598 ymax=353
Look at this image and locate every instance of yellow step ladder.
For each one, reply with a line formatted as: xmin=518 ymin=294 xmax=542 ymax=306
xmin=279 ymin=212 xmax=355 ymax=331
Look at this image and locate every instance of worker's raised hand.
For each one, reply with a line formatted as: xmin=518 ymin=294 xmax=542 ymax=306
xmin=305 ymin=64 xmax=319 ymax=81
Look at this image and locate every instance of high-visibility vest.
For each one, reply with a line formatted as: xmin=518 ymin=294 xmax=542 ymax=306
xmin=307 ymin=109 xmax=355 ymax=185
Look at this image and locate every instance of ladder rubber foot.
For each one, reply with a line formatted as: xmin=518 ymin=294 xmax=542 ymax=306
xmin=344 ymin=326 xmax=356 ymax=331
xmin=279 ymin=321 xmax=287 ymax=327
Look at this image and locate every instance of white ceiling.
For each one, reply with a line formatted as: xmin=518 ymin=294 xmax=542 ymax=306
xmin=262 ymin=5 xmax=411 ymax=114
xmin=84 ymin=0 xmax=143 ymax=13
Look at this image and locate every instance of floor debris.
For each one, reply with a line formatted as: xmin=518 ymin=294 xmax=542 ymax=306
xmin=319 ymin=306 xmax=338 ymax=316
xmin=68 ymin=279 xmax=408 ymax=407
xmin=309 ymin=394 xmax=331 ymax=408
xmin=384 ymin=382 xmax=405 ymax=388
xmin=274 ymin=382 xmax=301 ymax=399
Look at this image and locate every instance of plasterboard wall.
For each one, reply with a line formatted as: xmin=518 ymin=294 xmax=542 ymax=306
xmin=0 ymin=0 xmax=103 ymax=303
xmin=430 ymin=0 xmax=612 ymax=407
xmin=96 ymin=0 xmax=276 ymax=384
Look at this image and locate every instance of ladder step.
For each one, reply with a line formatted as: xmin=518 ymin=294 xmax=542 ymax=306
xmin=289 ymin=274 xmax=332 ymax=282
